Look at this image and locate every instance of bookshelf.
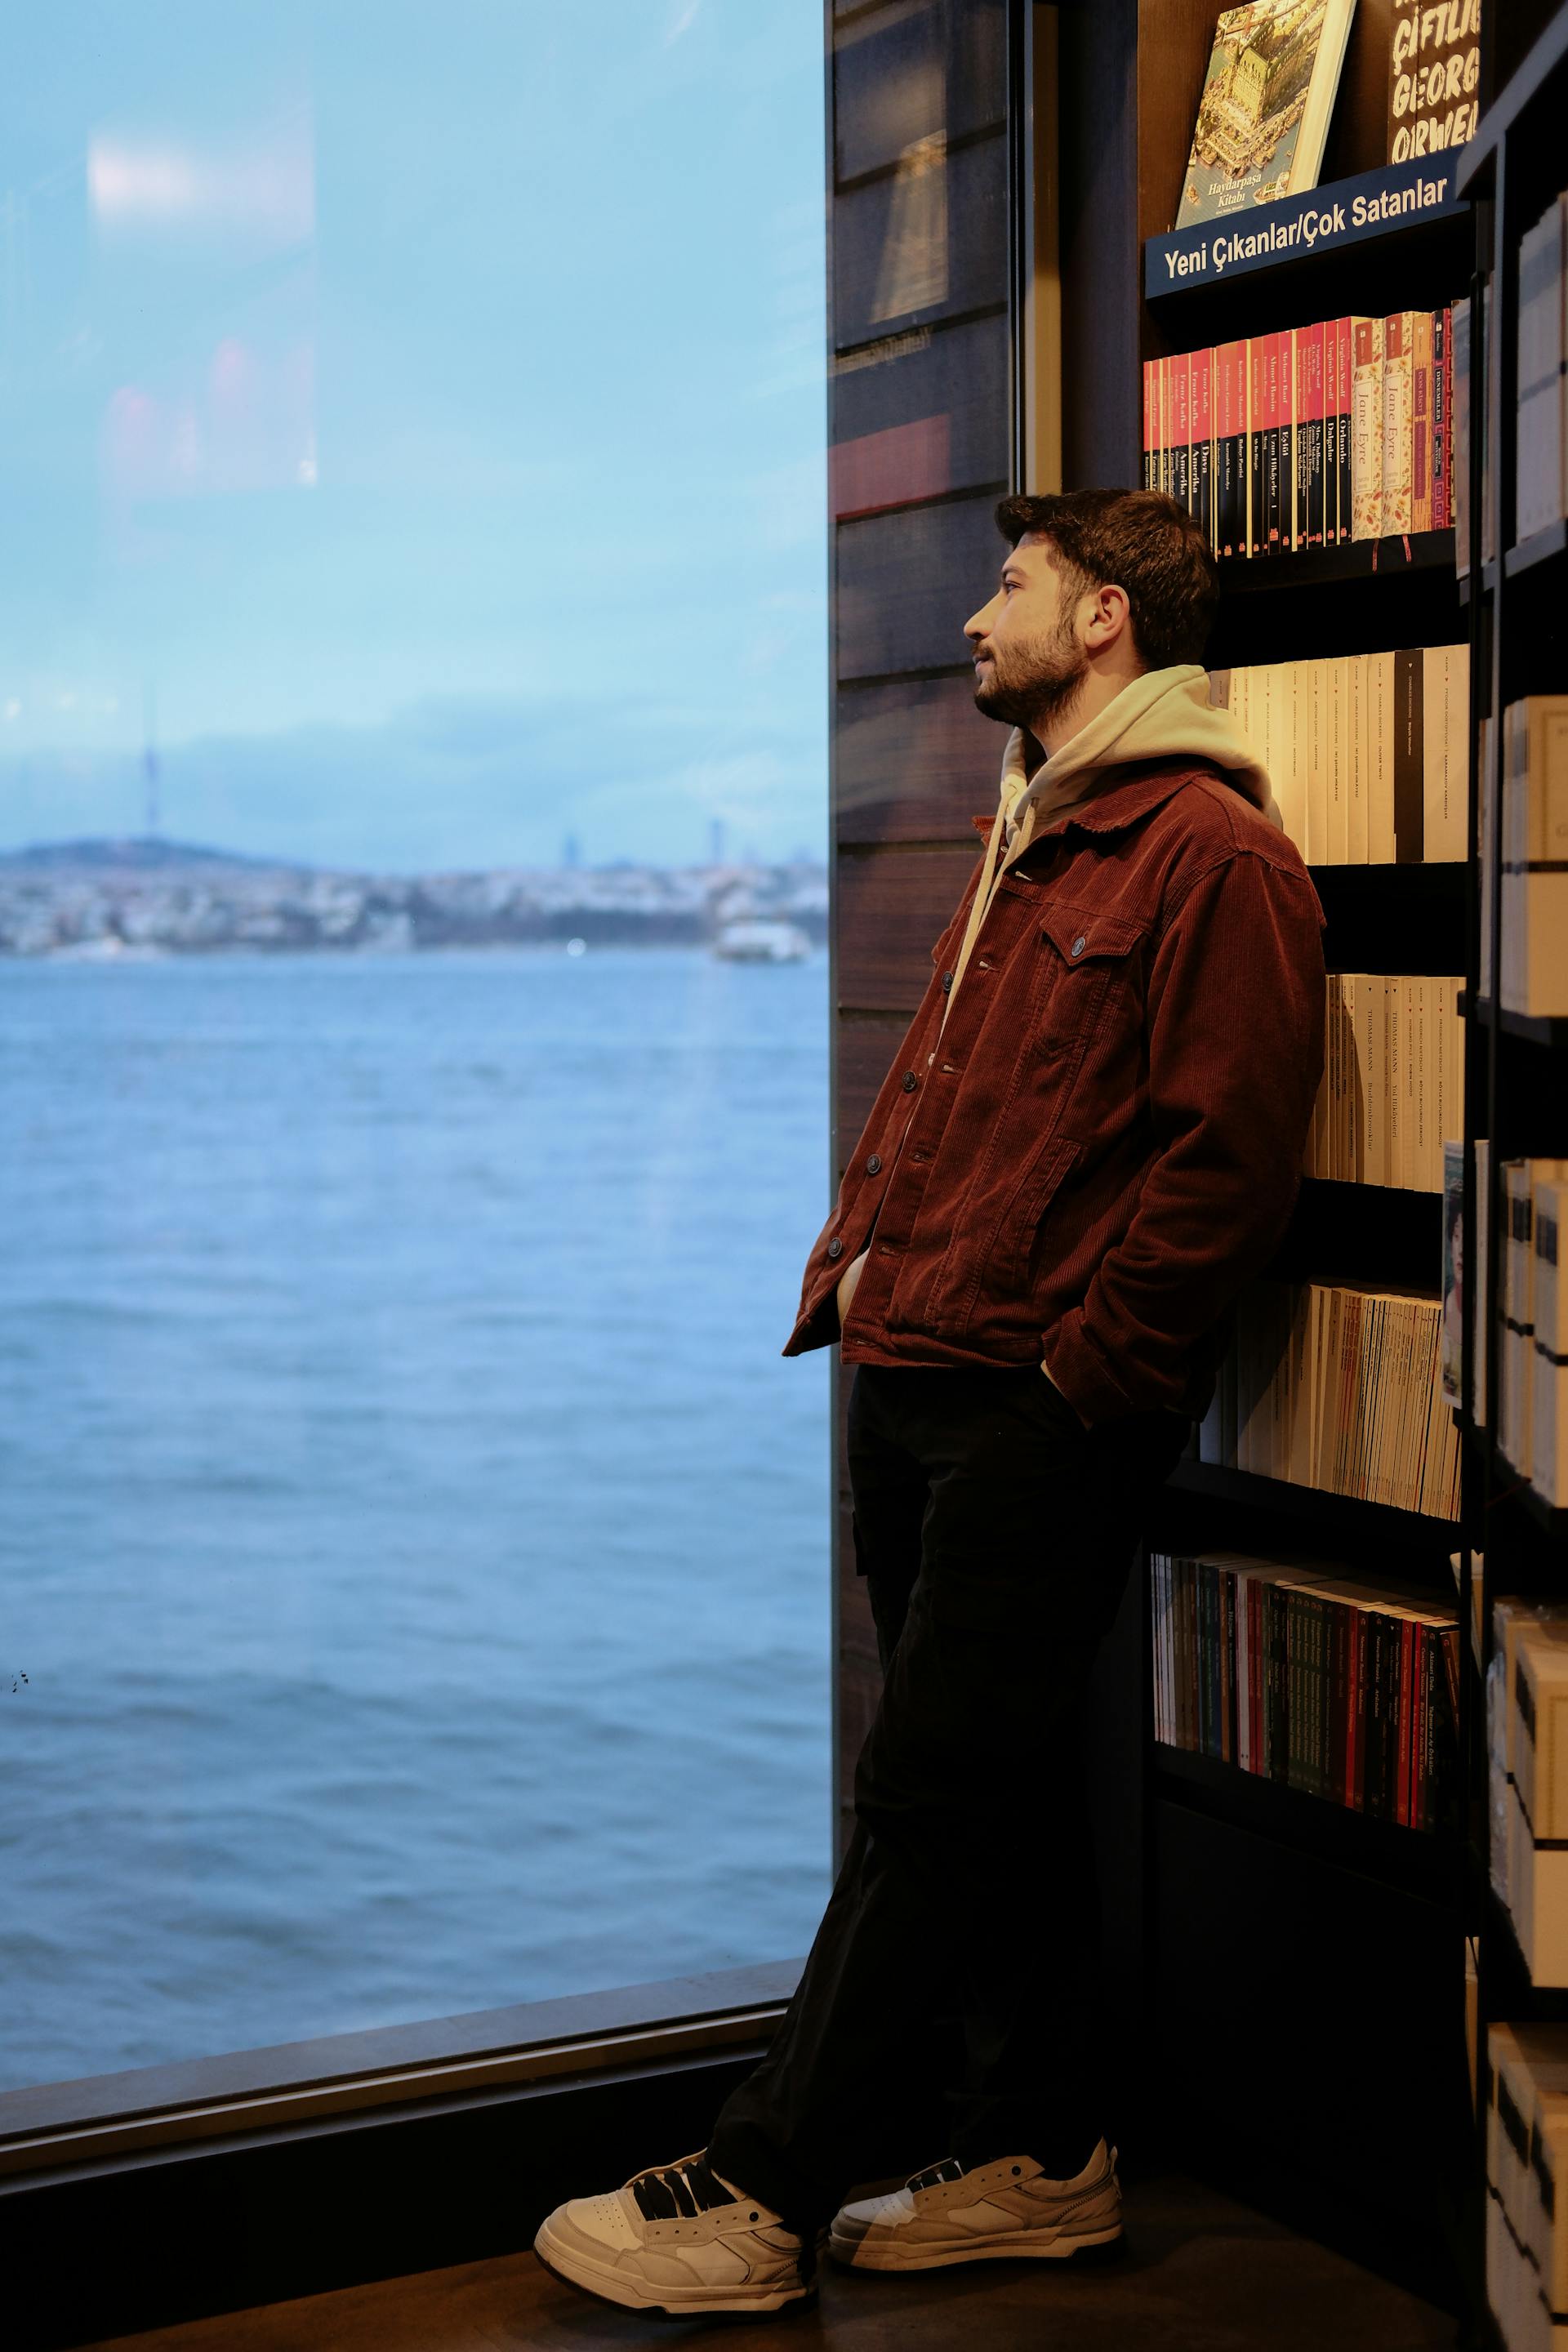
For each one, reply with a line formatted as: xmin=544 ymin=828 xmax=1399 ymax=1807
xmin=1045 ymin=0 xmax=1562 ymax=2312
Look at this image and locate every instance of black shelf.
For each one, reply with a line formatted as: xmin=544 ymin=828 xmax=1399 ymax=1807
xmin=1209 ymin=537 xmax=1463 ymax=668
xmin=1505 ymin=519 xmax=1568 ymax=579
xmin=1458 ymin=6 xmax=1568 ymax=189
xmin=1481 ymin=1442 xmax=1568 ymax=1538
xmin=1218 ymin=531 xmax=1455 ymax=594
xmin=1152 ymin=1744 xmax=1462 ymax=1903
xmin=1461 ymin=996 xmax=1568 ymax=1047
xmin=1310 ymin=861 xmax=1466 ymax=974
xmin=1272 ymin=1178 xmax=1442 ymax=1294
xmin=1163 ymin=1459 xmax=1459 ymax=1554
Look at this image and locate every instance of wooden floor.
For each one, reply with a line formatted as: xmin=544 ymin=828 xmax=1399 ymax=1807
xmin=78 ymin=2176 xmax=1459 ymax=2351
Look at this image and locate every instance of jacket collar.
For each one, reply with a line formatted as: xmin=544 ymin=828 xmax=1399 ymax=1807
xmin=968 ymin=757 xmax=1209 ymax=847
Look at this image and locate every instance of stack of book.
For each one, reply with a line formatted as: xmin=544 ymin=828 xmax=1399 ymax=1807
xmin=1486 ymin=2021 xmax=1568 ymax=2352
xmin=1491 ymin=1601 xmax=1568 ymax=1986
xmin=1493 ymin=697 xmax=1568 ymax=1018
xmin=1210 ymin=645 xmax=1468 ymax=862
xmin=1309 ymin=974 xmax=1463 ymax=1192
xmin=1152 ymin=1548 xmax=1459 ymax=1830
xmin=1498 ymin=1158 xmax=1568 ymax=1505
xmin=1143 ymin=310 xmax=1457 ymax=555
xmin=1517 ymin=192 xmax=1568 ymax=545
xmin=1199 ymin=1279 xmax=1462 ymax=1519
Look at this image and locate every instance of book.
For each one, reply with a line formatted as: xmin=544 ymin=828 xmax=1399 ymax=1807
xmin=1501 ymin=698 xmax=1568 ymax=1018
xmin=1150 ymin=1546 xmax=1459 ymax=1831
xmin=1209 ymin=645 xmax=1468 ymax=865
xmin=1352 ymin=315 xmax=1386 ymax=539
xmin=1517 ymin=195 xmax=1567 ymax=545
xmin=1381 ymin=310 xmax=1416 ymax=534
xmin=1254 ymin=332 xmax=1275 ymax=555
xmin=1308 ymin=974 xmax=1463 ymax=1192
xmin=1148 ymin=310 xmax=1458 ymax=560
xmin=1178 ymin=0 xmax=1357 ymax=226
xmin=1191 ymin=343 xmax=1215 ymax=541
xmin=1388 ymin=1 xmax=1483 ymax=167
xmin=1216 ymin=336 xmax=1248 ymax=556
xmin=1453 ymin=292 xmax=1472 ymax=572
xmin=1412 ymin=307 xmax=1433 ymax=532
xmin=1294 ymin=321 xmax=1325 ymax=547
xmin=1199 ymin=1278 xmax=1462 ymax=1517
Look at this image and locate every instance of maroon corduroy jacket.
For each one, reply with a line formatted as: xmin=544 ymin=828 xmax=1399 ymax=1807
xmin=784 ymin=757 xmax=1327 ymax=1426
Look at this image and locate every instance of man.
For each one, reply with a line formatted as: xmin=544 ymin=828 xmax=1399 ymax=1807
xmin=535 ymin=488 xmax=1325 ymax=2318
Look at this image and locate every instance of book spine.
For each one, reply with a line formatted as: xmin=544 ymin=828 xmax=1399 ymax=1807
xmin=1382 ymin=310 xmax=1415 ymax=537
xmin=1321 ymin=318 xmax=1339 ymax=547
xmin=1299 ymin=323 xmax=1325 ymax=550
xmin=1394 ymin=647 xmax=1424 ymax=863
xmin=1251 ymin=334 xmax=1270 ymax=558
xmin=1217 ymin=339 xmax=1242 ymax=558
xmin=1147 ymin=353 xmax=1161 ymax=487
xmin=1170 ymin=346 xmax=1191 ymax=514
xmin=1352 ymin=316 xmax=1384 ymax=541
xmin=1191 ymin=345 xmax=1214 ymax=546
xmin=1267 ymin=1580 xmax=1290 ymax=1782
xmin=1412 ymin=310 xmax=1433 ymax=533
xmin=1327 ymin=1598 xmax=1349 ymax=1806
xmin=1432 ymin=306 xmax=1449 ymax=531
xmin=1336 ymin=316 xmax=1355 ymax=547
xmin=1222 ymin=1564 xmax=1237 ymax=1764
xmin=1268 ymin=329 xmax=1288 ymax=555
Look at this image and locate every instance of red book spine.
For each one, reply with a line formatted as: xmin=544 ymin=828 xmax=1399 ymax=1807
xmin=1337 ymin=315 xmax=1354 ymax=545
xmin=1250 ymin=335 xmax=1269 ymax=555
xmin=1396 ymin=1619 xmax=1414 ymax=1827
xmin=1143 ymin=359 xmax=1154 ymax=492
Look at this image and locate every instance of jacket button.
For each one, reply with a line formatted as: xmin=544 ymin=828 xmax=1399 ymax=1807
xmin=866 ymin=1153 xmax=882 ymax=1174
xmin=940 ymin=971 xmax=953 ymax=993
xmin=902 ymin=1071 xmax=919 ymax=1093
xmin=1071 ymin=934 xmax=1087 ymax=957
xmin=826 ymin=1236 xmax=844 ymax=1260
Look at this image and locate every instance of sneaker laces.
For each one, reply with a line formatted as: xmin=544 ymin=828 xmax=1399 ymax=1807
xmin=629 ymin=2150 xmax=738 ymax=2222
xmin=906 ymin=2156 xmax=966 ymax=2193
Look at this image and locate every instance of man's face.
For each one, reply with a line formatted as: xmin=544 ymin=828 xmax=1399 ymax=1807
xmin=964 ymin=532 xmax=1089 ymax=733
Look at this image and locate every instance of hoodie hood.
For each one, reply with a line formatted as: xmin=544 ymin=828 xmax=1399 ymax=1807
xmin=998 ymin=663 xmax=1281 ymax=860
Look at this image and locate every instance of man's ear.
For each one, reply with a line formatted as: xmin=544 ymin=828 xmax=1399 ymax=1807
xmin=1084 ymin=581 xmax=1130 ymax=651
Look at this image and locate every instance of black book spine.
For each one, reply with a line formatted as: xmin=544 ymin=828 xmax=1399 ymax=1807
xmin=1393 ymin=647 xmax=1425 ymax=862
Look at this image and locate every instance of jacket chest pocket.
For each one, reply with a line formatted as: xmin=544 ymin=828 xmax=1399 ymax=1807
xmin=1033 ymin=902 xmax=1146 ymax=1063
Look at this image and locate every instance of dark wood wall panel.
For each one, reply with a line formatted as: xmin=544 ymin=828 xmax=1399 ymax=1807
xmin=836 ymin=495 xmax=1004 ymax=678
xmin=832 ymin=131 xmax=1009 ymax=347
xmin=1057 ymin=0 xmax=1138 ymax=492
xmin=834 ymin=1011 xmax=915 ymax=1171
xmin=836 ymin=842 xmax=978 ymax=1013
xmin=833 ymin=0 xmax=1008 ymax=184
xmin=827 ymin=0 xmax=1011 ymax=1867
xmin=835 ymin=673 xmax=999 ymax=844
xmin=832 ymin=313 xmax=1010 ymax=500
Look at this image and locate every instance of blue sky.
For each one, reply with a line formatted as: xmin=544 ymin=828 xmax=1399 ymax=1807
xmin=0 ymin=2 xmax=827 ymax=870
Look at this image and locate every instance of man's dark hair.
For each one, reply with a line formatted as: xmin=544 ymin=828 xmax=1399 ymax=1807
xmin=994 ymin=488 xmax=1218 ymax=669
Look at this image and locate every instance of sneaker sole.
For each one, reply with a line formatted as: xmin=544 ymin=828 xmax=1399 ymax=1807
xmin=533 ymin=2218 xmax=816 ymax=2318
xmin=827 ymin=2221 xmax=1125 ymax=2273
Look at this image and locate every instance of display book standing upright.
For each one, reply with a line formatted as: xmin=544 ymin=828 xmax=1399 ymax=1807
xmin=1116 ymin=0 xmax=1485 ymax=2308
xmin=1450 ymin=15 xmax=1568 ymax=2351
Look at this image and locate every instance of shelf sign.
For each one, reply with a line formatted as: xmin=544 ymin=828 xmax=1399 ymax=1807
xmin=1143 ymin=154 xmax=1468 ymax=298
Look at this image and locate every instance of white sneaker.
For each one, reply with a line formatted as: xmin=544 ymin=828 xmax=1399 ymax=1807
xmin=533 ymin=2148 xmax=815 ymax=2316
xmin=829 ymin=2141 xmax=1123 ymax=2272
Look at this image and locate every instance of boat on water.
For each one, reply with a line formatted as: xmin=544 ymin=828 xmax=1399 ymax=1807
xmin=711 ymin=918 xmax=813 ymax=964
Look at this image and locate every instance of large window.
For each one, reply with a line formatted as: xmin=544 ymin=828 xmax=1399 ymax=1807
xmin=0 ymin=0 xmax=829 ymax=2092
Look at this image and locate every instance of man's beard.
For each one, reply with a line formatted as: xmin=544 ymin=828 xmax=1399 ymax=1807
xmin=973 ymin=611 xmax=1089 ymax=737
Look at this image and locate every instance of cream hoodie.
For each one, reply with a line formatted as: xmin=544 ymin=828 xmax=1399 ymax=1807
xmin=834 ymin=664 xmax=1281 ymax=1330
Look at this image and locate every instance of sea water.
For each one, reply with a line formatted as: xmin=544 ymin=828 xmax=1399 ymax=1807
xmin=0 ymin=948 xmax=833 ymax=2094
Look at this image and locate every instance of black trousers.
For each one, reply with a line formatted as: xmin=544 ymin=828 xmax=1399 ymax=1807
xmin=707 ymin=1362 xmax=1191 ymax=2236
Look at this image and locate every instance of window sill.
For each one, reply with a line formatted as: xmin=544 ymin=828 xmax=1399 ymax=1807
xmin=0 ymin=1959 xmax=801 ymax=2181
